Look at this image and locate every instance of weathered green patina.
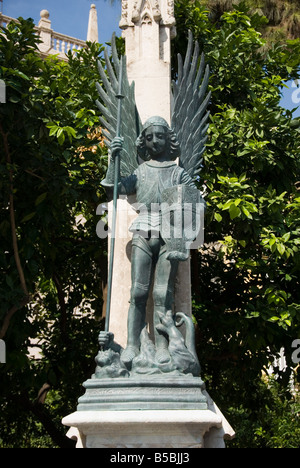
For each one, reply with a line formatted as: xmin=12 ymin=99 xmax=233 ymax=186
xmin=102 ymin=116 xmax=203 ymax=372
xmin=77 ymin=33 xmax=210 ymax=411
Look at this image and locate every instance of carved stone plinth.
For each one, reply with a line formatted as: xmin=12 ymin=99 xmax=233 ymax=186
xmin=77 ymin=376 xmax=207 ymax=411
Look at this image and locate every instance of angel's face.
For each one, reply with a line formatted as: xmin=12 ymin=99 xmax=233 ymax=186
xmin=144 ymin=125 xmax=169 ymax=160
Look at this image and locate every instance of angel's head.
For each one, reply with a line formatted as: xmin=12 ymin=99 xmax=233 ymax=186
xmin=136 ymin=116 xmax=181 ymax=162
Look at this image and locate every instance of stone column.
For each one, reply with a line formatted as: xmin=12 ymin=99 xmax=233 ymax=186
xmin=120 ymin=0 xmax=176 ymax=123
xmin=106 ymin=195 xmax=138 ymax=348
xmin=87 ymin=4 xmax=99 ymax=43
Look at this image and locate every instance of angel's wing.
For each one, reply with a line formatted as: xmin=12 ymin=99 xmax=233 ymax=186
xmin=171 ymin=31 xmax=211 ymax=180
xmin=96 ymin=34 xmax=141 ymax=177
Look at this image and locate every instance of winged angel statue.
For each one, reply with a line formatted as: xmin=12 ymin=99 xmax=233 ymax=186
xmin=96 ymin=32 xmax=210 ymax=376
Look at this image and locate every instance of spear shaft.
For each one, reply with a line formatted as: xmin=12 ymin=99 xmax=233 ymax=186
xmin=105 ymin=57 xmax=124 ymax=333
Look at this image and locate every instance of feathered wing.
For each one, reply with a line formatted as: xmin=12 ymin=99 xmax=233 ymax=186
xmin=96 ymin=34 xmax=141 ymax=177
xmin=171 ymin=31 xmax=211 ymax=180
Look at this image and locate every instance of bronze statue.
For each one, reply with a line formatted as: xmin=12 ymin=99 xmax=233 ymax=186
xmin=96 ymin=32 xmax=210 ymax=377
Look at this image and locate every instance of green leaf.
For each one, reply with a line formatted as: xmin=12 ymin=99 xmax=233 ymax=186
xmin=214 ymin=212 xmax=222 ymax=222
xmin=241 ymin=206 xmax=252 ymax=219
xmin=64 ymin=126 xmax=77 ymax=138
xmin=21 ymin=212 xmax=36 ymax=223
xmin=7 ymin=68 xmax=30 ymax=81
xmin=35 ymin=192 xmax=47 ymax=206
xmin=222 ymin=199 xmax=234 ymax=210
xmin=269 ymin=316 xmax=280 ymax=322
xmin=229 ymin=204 xmax=241 ymax=219
xmin=6 ymin=275 xmax=14 ymax=289
xmin=277 ymin=243 xmax=286 ymax=256
xmin=49 ymin=125 xmax=59 ymax=136
xmin=57 ymin=128 xmax=65 ymax=145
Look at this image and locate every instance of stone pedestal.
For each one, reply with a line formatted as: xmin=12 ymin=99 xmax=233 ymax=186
xmin=63 ymin=409 xmax=222 ymax=449
xmin=62 ymin=389 xmax=235 ymax=448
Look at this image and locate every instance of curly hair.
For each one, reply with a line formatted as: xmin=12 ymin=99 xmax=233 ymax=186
xmin=136 ymin=116 xmax=181 ymax=161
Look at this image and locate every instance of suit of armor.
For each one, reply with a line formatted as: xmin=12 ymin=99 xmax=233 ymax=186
xmin=97 ymin=34 xmax=210 ymax=376
xmin=102 ymin=119 xmax=199 ymax=366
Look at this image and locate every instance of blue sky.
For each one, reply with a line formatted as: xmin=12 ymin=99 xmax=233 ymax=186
xmin=282 ymin=80 xmax=300 ymax=117
xmin=2 ymin=0 xmax=299 ymax=117
xmin=2 ymin=0 xmax=121 ymax=44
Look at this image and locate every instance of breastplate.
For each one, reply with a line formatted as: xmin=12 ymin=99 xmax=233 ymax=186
xmin=136 ymin=162 xmax=181 ymax=208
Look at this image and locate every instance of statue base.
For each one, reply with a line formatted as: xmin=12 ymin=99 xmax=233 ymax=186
xmin=62 ymin=408 xmax=224 ymax=448
xmin=62 ymin=326 xmax=235 ymax=447
xmin=77 ymin=376 xmax=207 ymax=411
xmin=62 ymin=377 xmax=235 ymax=448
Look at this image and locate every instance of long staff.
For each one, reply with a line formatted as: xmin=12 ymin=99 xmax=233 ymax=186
xmin=105 ymin=57 xmax=124 ymax=333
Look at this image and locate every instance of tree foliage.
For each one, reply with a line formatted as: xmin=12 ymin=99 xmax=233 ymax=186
xmin=0 ymin=18 xmax=109 ymax=447
xmin=198 ymin=0 xmax=300 ymax=43
xmin=174 ymin=0 xmax=300 ymax=447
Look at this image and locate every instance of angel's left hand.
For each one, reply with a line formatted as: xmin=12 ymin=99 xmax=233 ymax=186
xmin=98 ymin=331 xmax=114 ymax=349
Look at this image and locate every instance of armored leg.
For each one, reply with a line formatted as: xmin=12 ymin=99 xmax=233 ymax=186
xmin=121 ymin=236 xmax=153 ymax=366
xmin=153 ymin=245 xmax=179 ymax=363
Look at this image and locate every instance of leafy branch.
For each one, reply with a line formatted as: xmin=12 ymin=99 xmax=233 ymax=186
xmin=0 ymin=122 xmax=30 ymax=339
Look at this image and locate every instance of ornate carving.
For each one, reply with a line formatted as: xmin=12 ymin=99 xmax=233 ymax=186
xmin=141 ymin=12 xmax=152 ymax=25
xmin=152 ymin=0 xmax=162 ymax=21
xmin=120 ymin=0 xmax=175 ymax=30
xmin=132 ymin=0 xmax=142 ymax=23
xmin=119 ymin=0 xmax=129 ymax=28
xmin=167 ymin=0 xmax=175 ymax=23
